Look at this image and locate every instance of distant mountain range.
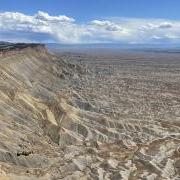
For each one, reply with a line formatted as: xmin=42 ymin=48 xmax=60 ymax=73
xmin=46 ymin=43 xmax=180 ymax=53
xmin=1 ymin=42 xmax=180 ymax=53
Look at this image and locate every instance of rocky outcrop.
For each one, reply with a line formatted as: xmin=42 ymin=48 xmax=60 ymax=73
xmin=0 ymin=42 xmax=45 ymax=57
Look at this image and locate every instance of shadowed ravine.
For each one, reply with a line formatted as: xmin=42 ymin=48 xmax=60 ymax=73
xmin=0 ymin=43 xmax=179 ymax=179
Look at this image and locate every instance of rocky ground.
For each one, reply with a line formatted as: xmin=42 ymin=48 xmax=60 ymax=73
xmin=0 ymin=44 xmax=179 ymax=179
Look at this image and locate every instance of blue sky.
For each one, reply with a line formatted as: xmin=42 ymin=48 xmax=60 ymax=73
xmin=1 ymin=0 xmax=180 ymax=21
xmin=1 ymin=0 xmax=180 ymax=44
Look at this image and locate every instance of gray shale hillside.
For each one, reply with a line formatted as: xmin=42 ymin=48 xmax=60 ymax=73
xmin=0 ymin=43 xmax=179 ymax=179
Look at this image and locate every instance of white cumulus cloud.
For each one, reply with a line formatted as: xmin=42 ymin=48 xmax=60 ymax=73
xmin=91 ymin=20 xmax=122 ymax=31
xmin=0 ymin=11 xmax=180 ymax=44
xmin=35 ymin=11 xmax=75 ymax=23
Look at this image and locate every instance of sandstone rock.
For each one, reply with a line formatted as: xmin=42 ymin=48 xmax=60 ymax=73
xmin=73 ymin=158 xmax=88 ymax=171
xmin=107 ymin=159 xmax=118 ymax=169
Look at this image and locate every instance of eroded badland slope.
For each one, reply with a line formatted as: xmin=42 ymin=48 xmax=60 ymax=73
xmin=0 ymin=43 xmax=179 ymax=179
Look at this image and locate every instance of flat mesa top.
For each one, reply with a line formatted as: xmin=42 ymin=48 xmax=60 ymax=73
xmin=0 ymin=42 xmax=45 ymax=52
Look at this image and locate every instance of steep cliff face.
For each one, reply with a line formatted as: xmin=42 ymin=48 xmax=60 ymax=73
xmin=0 ymin=43 xmax=179 ymax=179
xmin=0 ymin=43 xmax=79 ymax=179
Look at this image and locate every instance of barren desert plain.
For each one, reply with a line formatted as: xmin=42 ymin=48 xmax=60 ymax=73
xmin=0 ymin=43 xmax=179 ymax=179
